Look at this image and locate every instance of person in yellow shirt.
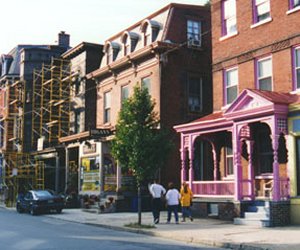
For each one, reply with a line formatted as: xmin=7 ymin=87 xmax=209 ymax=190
xmin=180 ymin=182 xmax=193 ymax=222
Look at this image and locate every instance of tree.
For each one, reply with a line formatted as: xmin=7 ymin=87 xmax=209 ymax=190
xmin=111 ymin=85 xmax=173 ymax=225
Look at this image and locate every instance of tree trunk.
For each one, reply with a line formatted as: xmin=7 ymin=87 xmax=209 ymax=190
xmin=137 ymin=182 xmax=142 ymax=225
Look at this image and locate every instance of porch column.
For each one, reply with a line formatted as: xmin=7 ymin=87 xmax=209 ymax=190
xmin=212 ymin=145 xmax=219 ymax=181
xmin=271 ymin=134 xmax=280 ymax=201
xmin=233 ymin=125 xmax=242 ymax=201
xmin=246 ymin=140 xmax=255 ymax=199
xmin=188 ymin=135 xmax=194 ymax=189
xmin=180 ymin=148 xmax=187 ymax=183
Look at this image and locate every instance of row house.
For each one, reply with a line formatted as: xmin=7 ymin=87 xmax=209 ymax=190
xmin=58 ymin=42 xmax=103 ymax=197
xmin=175 ymin=0 xmax=300 ymax=226
xmin=0 ymin=32 xmax=70 ymax=205
xmin=87 ymin=3 xmax=212 ymax=203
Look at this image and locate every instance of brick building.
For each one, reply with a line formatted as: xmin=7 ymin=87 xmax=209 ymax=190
xmin=87 ymin=3 xmax=212 ymax=201
xmin=175 ymin=0 xmax=300 ymax=226
xmin=0 ymin=32 xmax=70 ymax=205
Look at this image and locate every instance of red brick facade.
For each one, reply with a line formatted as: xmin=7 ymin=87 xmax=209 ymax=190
xmin=211 ymin=0 xmax=300 ymax=111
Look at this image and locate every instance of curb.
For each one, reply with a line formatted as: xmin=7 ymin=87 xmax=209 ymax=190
xmin=46 ymin=214 xmax=269 ymax=250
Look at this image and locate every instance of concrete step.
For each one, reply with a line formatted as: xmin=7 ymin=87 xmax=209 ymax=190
xmin=234 ymin=217 xmax=264 ymax=226
xmin=244 ymin=211 xmax=269 ymax=220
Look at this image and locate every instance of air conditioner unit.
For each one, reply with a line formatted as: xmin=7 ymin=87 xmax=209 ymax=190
xmin=188 ymin=38 xmax=201 ymax=48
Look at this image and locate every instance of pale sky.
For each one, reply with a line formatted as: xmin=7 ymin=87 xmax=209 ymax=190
xmin=1 ymin=0 xmax=208 ymax=54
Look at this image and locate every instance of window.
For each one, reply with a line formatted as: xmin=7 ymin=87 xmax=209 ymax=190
xmin=294 ymin=47 xmax=300 ymax=90
xmin=253 ymin=0 xmax=270 ymax=23
xmin=106 ymin=45 xmax=112 ymax=65
xmin=123 ymin=35 xmax=130 ymax=56
xmin=121 ymin=85 xmax=129 ymax=105
xmin=144 ymin=23 xmax=151 ymax=46
xmin=74 ymin=110 xmax=81 ymax=133
xmin=105 ymin=43 xmax=120 ymax=64
xmin=257 ymin=57 xmax=272 ymax=91
xmin=104 ymin=91 xmax=111 ymax=123
xmin=222 ymin=0 xmax=237 ymax=36
xmin=188 ymin=75 xmax=202 ymax=112
xmin=290 ymin=0 xmax=300 ymax=9
xmin=141 ymin=77 xmax=151 ymax=92
xmin=256 ymin=125 xmax=273 ymax=174
xmin=224 ymin=67 xmax=238 ymax=105
xmin=187 ymin=20 xmax=201 ymax=47
xmin=141 ymin=20 xmax=160 ymax=46
xmin=225 ymin=147 xmax=234 ymax=176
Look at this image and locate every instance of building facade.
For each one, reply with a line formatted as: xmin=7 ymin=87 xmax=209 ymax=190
xmin=58 ymin=42 xmax=104 ymax=198
xmin=0 ymin=32 xmax=70 ymax=205
xmin=175 ymin=0 xmax=300 ymax=226
xmin=88 ymin=3 xmax=212 ymax=201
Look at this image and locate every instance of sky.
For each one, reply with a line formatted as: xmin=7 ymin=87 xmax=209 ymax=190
xmin=1 ymin=0 xmax=208 ymax=54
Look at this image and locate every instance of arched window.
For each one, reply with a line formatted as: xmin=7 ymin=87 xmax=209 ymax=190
xmin=141 ymin=20 xmax=161 ymax=46
xmin=104 ymin=42 xmax=120 ymax=65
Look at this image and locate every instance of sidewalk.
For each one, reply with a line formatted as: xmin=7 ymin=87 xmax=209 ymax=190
xmin=42 ymin=209 xmax=300 ymax=250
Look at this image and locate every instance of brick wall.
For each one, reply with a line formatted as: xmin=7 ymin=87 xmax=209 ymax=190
xmin=211 ymin=0 xmax=300 ymax=111
xmin=269 ymin=201 xmax=290 ymax=227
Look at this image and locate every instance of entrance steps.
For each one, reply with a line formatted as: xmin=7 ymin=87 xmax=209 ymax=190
xmin=234 ymin=201 xmax=270 ymax=227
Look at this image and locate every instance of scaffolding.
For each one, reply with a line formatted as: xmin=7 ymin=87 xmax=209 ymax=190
xmin=31 ymin=58 xmax=72 ymax=149
xmin=2 ymin=152 xmax=36 ymax=206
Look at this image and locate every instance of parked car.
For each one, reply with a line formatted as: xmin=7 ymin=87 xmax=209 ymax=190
xmin=16 ymin=190 xmax=65 ymax=215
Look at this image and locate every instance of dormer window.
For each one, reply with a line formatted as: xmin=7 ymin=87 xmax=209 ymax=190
xmin=141 ymin=20 xmax=161 ymax=46
xmin=104 ymin=42 xmax=120 ymax=65
xmin=121 ymin=31 xmax=139 ymax=55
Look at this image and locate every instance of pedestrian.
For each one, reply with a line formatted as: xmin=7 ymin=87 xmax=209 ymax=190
xmin=165 ymin=182 xmax=181 ymax=224
xmin=149 ymin=179 xmax=166 ymax=224
xmin=180 ymin=182 xmax=193 ymax=222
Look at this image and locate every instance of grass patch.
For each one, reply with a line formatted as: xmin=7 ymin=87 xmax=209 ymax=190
xmin=124 ymin=222 xmax=156 ymax=229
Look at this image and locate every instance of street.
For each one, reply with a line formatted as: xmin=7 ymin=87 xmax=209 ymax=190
xmin=0 ymin=208 xmax=225 ymax=250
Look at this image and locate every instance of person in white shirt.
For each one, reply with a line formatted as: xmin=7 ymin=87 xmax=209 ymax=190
xmin=165 ymin=182 xmax=181 ymax=224
xmin=149 ymin=179 xmax=166 ymax=224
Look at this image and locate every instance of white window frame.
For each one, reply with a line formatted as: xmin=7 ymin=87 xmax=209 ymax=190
xmin=104 ymin=91 xmax=111 ymax=124
xmin=224 ymin=67 xmax=238 ymax=105
xmin=222 ymin=0 xmax=237 ymax=37
xmin=294 ymin=47 xmax=300 ymax=90
xmin=225 ymin=147 xmax=234 ymax=177
xmin=141 ymin=77 xmax=151 ymax=93
xmin=256 ymin=56 xmax=273 ymax=91
xmin=253 ymin=0 xmax=271 ymax=24
xmin=121 ymin=85 xmax=129 ymax=106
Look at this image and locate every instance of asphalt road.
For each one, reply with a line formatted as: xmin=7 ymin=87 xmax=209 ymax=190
xmin=0 ymin=208 xmax=225 ymax=250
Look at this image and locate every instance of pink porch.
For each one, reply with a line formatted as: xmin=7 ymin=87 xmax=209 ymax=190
xmin=175 ymin=89 xmax=298 ymax=202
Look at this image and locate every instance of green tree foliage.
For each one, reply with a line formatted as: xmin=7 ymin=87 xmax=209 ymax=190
xmin=111 ymin=84 xmax=173 ymax=224
xmin=112 ymin=85 xmax=172 ymax=183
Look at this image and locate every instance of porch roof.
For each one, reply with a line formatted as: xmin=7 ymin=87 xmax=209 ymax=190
xmin=174 ymin=89 xmax=300 ymax=134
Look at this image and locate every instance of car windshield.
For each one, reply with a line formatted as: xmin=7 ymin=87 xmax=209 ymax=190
xmin=34 ymin=190 xmax=52 ymax=198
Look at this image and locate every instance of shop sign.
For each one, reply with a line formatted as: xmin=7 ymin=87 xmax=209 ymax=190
xmin=90 ymin=129 xmax=112 ymax=138
xmin=83 ymin=143 xmax=96 ymax=154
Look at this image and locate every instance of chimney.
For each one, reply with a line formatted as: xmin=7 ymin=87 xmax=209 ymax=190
xmin=58 ymin=31 xmax=70 ymax=48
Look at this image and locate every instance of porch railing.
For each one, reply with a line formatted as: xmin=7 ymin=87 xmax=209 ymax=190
xmin=278 ymin=178 xmax=290 ymax=200
xmin=191 ymin=181 xmax=235 ymax=198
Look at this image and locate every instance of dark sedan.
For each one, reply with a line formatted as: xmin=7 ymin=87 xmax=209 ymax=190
xmin=16 ymin=190 xmax=65 ymax=215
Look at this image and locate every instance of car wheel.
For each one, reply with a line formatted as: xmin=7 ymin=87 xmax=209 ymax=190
xmin=16 ymin=204 xmax=23 ymax=213
xmin=30 ymin=206 xmax=36 ymax=216
xmin=56 ymin=208 xmax=62 ymax=214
